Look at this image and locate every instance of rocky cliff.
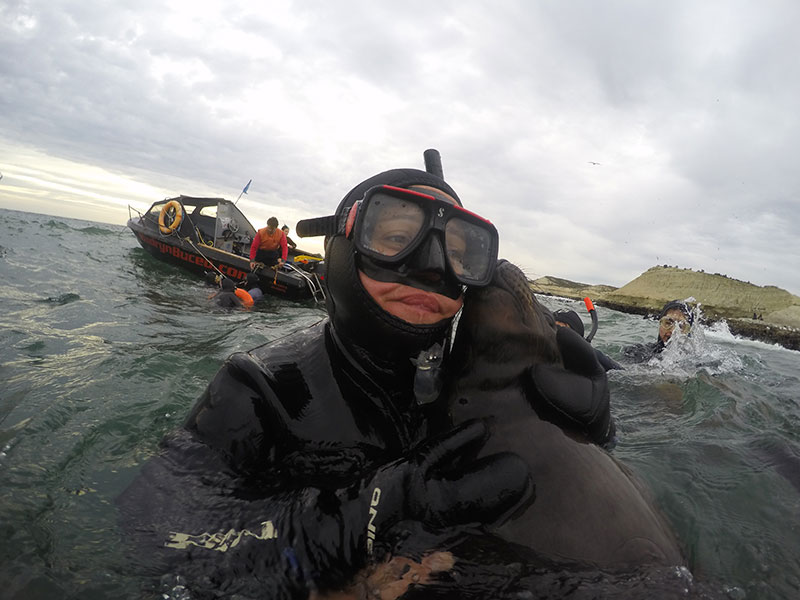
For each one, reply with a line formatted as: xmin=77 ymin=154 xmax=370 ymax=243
xmin=531 ymin=266 xmax=800 ymax=350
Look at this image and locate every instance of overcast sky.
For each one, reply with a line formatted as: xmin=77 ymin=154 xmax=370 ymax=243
xmin=2 ymin=0 xmax=800 ymax=294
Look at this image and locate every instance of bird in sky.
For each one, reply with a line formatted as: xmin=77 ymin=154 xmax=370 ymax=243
xmin=588 ymin=161 xmax=601 ymax=166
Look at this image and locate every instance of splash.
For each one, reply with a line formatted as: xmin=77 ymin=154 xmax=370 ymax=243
xmin=644 ymin=303 xmax=744 ymax=378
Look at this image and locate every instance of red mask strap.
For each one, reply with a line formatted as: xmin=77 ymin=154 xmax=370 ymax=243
xmin=344 ymin=202 xmax=359 ymax=237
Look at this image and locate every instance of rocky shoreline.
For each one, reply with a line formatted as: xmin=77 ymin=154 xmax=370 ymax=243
xmin=531 ymin=266 xmax=800 ymax=351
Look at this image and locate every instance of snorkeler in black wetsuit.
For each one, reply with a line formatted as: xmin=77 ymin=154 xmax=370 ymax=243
xmin=622 ymin=300 xmax=695 ymax=363
xmin=117 ymin=164 xmax=615 ymax=599
xmin=212 ymin=277 xmax=243 ymax=307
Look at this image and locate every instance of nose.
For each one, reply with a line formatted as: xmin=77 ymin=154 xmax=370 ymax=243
xmin=406 ymin=233 xmax=447 ymax=278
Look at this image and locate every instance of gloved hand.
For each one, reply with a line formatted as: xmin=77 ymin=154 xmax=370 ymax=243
xmin=293 ymin=419 xmax=533 ymax=588
xmin=526 ymin=325 xmax=616 ymax=446
xmin=351 ymin=418 xmax=532 ymax=555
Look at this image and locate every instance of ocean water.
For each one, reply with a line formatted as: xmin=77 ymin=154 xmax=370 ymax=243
xmin=1 ymin=207 xmax=799 ymax=599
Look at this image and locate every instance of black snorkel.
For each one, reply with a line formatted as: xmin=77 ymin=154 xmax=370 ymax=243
xmin=584 ymin=297 xmax=599 ymax=343
xmin=423 ymin=148 xmax=444 ymax=179
xmin=412 ymin=148 xmax=451 ymax=404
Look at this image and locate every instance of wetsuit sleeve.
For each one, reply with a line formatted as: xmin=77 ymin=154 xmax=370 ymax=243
xmin=117 ymin=353 xmax=310 ymax=597
xmin=250 ymin=232 xmax=261 ymax=261
xmin=184 ymin=351 xmax=281 ymax=468
xmin=116 ymin=427 xmax=310 ymax=599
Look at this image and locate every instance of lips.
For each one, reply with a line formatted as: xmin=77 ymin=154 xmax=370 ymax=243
xmin=398 ymin=293 xmax=441 ymax=312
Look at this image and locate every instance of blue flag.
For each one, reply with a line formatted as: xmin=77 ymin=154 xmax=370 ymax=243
xmin=242 ymin=179 xmax=252 ymax=194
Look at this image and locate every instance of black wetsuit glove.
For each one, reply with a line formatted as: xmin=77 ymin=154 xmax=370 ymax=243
xmin=289 ymin=419 xmax=533 ymax=589
xmin=526 ymin=326 xmax=616 ymax=446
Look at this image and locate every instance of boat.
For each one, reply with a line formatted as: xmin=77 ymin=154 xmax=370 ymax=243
xmin=127 ymin=196 xmax=325 ymax=302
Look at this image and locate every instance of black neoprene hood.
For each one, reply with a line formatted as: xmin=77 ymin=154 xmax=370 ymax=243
xmin=658 ymin=300 xmax=694 ymax=325
xmin=553 ymin=309 xmax=585 ymax=338
xmin=324 ymin=168 xmax=464 ymax=366
xmin=333 ymin=169 xmax=462 ymax=227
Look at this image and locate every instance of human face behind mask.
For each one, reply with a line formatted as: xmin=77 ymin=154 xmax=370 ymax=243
xmin=356 ymin=185 xmax=469 ymax=325
xmin=298 ymin=168 xmax=498 ymax=359
xmin=658 ymin=308 xmax=691 ymax=343
xmin=358 ymin=274 xmax=463 ymax=324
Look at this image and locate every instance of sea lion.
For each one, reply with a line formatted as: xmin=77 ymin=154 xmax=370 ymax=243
xmin=447 ymin=260 xmax=685 ymax=568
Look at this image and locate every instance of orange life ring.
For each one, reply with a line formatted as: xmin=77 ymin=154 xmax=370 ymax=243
xmin=158 ymin=200 xmax=183 ymax=234
xmin=234 ymin=288 xmax=254 ymax=307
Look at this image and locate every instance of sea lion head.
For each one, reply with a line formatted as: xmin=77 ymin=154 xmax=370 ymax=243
xmin=450 ymin=260 xmax=562 ymax=380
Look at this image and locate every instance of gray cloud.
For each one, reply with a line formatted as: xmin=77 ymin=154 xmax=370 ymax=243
xmin=1 ymin=0 xmax=799 ymax=293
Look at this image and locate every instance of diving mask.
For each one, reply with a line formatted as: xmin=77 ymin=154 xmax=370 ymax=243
xmin=345 ymin=185 xmax=499 ymax=288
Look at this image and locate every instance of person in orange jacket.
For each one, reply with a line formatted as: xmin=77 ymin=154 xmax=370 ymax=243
xmin=249 ymin=216 xmax=287 ymax=270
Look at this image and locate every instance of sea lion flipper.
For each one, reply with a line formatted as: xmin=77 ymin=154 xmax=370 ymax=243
xmin=524 ymin=362 xmax=615 ymax=447
xmin=554 ymin=326 xmax=603 ymax=376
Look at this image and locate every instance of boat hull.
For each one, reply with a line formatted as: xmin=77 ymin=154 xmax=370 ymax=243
xmin=130 ymin=226 xmax=317 ymax=301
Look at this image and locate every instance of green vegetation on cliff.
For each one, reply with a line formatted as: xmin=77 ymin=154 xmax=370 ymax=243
xmin=602 ymin=266 xmax=800 ymax=323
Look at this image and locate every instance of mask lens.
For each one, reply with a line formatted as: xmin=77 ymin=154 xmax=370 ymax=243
xmin=660 ymin=316 xmax=690 ymax=333
xmin=444 ymin=217 xmax=494 ymax=283
xmin=354 ymin=186 xmax=498 ymax=287
xmin=359 ymin=192 xmax=426 ymax=258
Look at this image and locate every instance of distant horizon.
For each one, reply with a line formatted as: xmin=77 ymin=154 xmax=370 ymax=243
xmin=4 ymin=204 xmax=796 ymax=297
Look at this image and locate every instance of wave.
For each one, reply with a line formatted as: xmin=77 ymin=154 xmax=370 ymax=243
xmin=35 ymin=293 xmax=81 ymax=305
xmin=76 ymin=225 xmax=119 ymax=236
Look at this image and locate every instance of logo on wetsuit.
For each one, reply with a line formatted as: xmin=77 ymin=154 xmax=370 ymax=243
xmin=165 ymin=520 xmax=278 ymax=552
xmin=366 ymin=486 xmax=381 ymax=554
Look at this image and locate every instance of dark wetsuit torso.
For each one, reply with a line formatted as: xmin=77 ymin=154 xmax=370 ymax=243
xmin=621 ymin=340 xmax=664 ymax=364
xmin=187 ymin=320 xmax=444 ymax=469
xmin=215 ymin=290 xmax=242 ymax=307
xmin=118 ymin=320 xmax=448 ymax=598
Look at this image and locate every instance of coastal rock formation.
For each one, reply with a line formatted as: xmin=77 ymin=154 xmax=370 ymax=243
xmin=529 ymin=275 xmax=616 ymax=302
xmin=531 ymin=266 xmax=800 ymax=350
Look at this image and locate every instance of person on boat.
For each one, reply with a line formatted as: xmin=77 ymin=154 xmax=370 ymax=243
xmin=117 ymin=167 xmax=614 ymax=598
xmin=553 ymin=309 xmax=622 ymax=371
xmin=622 ymin=300 xmax=695 ymax=363
xmin=282 ymin=225 xmax=298 ymax=252
xmin=249 ymin=216 xmax=288 ymax=270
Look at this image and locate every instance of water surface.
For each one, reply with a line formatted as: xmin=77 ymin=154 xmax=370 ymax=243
xmin=1 ymin=208 xmax=799 ymax=598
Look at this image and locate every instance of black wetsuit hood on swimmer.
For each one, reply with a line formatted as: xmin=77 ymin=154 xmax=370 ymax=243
xmin=323 ymin=168 xmax=463 ymax=382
